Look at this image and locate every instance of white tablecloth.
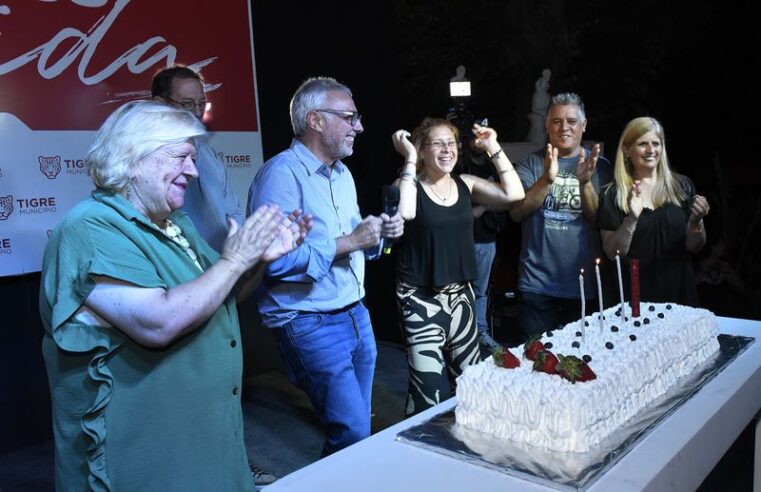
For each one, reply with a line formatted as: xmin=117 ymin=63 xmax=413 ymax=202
xmin=267 ymin=316 xmax=761 ymax=491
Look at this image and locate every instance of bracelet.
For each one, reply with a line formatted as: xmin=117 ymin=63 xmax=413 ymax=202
xmin=399 ymin=171 xmax=417 ymax=184
xmin=691 ymin=218 xmax=705 ymax=233
xmin=404 ymin=161 xmax=416 ymax=167
xmin=488 ymin=148 xmax=504 ymax=160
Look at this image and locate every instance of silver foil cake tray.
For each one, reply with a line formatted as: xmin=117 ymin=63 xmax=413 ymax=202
xmin=396 ymin=334 xmax=753 ymax=491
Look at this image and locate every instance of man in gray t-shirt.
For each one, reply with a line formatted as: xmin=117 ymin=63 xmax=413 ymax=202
xmin=510 ymin=93 xmax=612 ymax=337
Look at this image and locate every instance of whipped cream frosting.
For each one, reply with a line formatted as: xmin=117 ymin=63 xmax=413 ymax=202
xmin=455 ymin=303 xmax=719 ymax=453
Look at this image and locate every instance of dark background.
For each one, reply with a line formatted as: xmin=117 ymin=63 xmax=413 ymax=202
xmin=2 ymin=0 xmax=759 ymax=453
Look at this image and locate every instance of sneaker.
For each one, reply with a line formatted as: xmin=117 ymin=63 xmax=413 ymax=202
xmin=479 ymin=332 xmax=500 ymax=351
xmin=250 ymin=463 xmax=277 ymax=487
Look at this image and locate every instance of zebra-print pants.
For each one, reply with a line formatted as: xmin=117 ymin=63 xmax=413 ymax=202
xmin=396 ymin=281 xmax=482 ymax=416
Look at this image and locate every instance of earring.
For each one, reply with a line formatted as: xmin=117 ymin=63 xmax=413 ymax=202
xmin=124 ymin=179 xmax=134 ymax=198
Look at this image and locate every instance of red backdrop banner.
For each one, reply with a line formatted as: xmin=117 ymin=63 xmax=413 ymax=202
xmin=0 ymin=0 xmax=258 ymax=131
xmin=0 ymin=0 xmax=262 ymax=276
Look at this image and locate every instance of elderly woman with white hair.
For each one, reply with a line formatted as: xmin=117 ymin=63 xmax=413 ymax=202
xmin=40 ymin=101 xmax=310 ymax=491
xmin=597 ymin=116 xmax=709 ymax=305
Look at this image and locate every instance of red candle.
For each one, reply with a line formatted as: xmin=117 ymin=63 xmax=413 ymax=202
xmin=630 ymin=258 xmax=640 ymax=317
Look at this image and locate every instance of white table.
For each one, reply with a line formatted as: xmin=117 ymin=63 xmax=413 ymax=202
xmin=267 ymin=317 xmax=761 ymax=491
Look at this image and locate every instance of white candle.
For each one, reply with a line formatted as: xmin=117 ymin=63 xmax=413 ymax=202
xmin=595 ymin=258 xmax=604 ymax=332
xmin=615 ymin=250 xmax=626 ymax=324
xmin=579 ymin=269 xmax=586 ymax=339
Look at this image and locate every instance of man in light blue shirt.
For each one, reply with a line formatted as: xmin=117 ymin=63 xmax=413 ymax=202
xmin=152 ymin=66 xmax=244 ymax=252
xmin=248 ymin=77 xmax=403 ymax=456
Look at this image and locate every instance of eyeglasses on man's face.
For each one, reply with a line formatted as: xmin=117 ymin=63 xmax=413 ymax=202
xmin=426 ymin=140 xmax=459 ymax=151
xmin=315 ymin=109 xmax=362 ymax=127
xmin=166 ymin=97 xmax=209 ymax=112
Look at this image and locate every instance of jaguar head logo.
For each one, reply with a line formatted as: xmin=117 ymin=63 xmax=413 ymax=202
xmin=39 ymin=156 xmax=62 ymax=179
xmin=0 ymin=195 xmax=14 ymax=220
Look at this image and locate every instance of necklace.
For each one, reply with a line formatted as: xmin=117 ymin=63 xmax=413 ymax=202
xmin=157 ymin=219 xmax=203 ymax=271
xmin=424 ymin=175 xmax=452 ymax=203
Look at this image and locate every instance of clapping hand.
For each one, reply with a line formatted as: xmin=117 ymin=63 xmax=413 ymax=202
xmin=577 ymin=144 xmax=600 ymax=185
xmin=627 ymin=180 xmax=644 ymax=218
xmin=262 ymin=209 xmax=313 ymax=262
xmin=222 ymin=206 xmax=313 ymax=271
xmin=222 ymin=205 xmax=284 ymax=271
xmin=544 ymin=143 xmax=559 ymax=183
xmin=688 ymin=195 xmax=710 ymax=227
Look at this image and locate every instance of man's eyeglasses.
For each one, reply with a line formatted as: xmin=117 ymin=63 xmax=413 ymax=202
xmin=166 ymin=97 xmax=209 ymax=112
xmin=316 ymin=109 xmax=362 ymax=126
xmin=426 ymin=140 xmax=459 ymax=151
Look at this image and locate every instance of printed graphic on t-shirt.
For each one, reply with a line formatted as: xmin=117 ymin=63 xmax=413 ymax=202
xmin=542 ymin=170 xmax=581 ymax=230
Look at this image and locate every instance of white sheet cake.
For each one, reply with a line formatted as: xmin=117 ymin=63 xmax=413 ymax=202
xmin=455 ymin=303 xmax=719 ymax=453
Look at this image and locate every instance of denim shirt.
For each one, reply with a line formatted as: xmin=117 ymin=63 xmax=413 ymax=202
xmin=248 ymin=139 xmax=366 ymax=327
xmin=182 ymin=140 xmax=245 ymax=252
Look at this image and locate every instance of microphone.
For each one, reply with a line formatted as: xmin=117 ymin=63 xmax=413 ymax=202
xmin=380 ymin=185 xmax=400 ymax=255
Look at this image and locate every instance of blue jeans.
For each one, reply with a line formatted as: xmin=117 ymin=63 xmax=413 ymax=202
xmin=273 ymin=302 xmax=377 ymax=456
xmin=473 ymin=242 xmax=497 ymax=336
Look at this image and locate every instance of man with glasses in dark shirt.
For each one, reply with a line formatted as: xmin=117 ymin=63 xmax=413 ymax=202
xmin=248 ymin=76 xmax=403 ymax=457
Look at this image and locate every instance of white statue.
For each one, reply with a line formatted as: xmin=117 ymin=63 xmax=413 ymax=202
xmin=532 ymin=69 xmax=551 ymax=114
xmin=451 ymin=65 xmax=467 ymax=82
xmin=527 ymin=68 xmax=551 ymax=143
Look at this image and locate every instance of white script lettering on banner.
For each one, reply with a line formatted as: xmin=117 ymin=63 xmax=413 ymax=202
xmin=0 ymin=0 xmax=216 ymax=85
xmin=0 ymin=0 xmax=263 ymax=276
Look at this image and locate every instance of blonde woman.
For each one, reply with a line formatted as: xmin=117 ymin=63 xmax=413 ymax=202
xmin=391 ymin=118 xmax=524 ymax=416
xmin=598 ymin=116 xmax=709 ymax=305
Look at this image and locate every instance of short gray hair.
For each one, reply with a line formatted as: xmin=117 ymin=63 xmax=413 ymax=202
xmin=289 ymin=77 xmax=352 ymax=136
xmin=88 ymin=101 xmax=206 ymax=193
xmin=547 ymin=92 xmax=586 ymax=121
